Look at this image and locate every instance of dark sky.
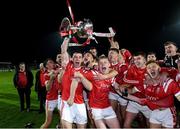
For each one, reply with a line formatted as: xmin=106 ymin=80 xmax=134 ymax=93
xmin=1 ymin=0 xmax=180 ymax=64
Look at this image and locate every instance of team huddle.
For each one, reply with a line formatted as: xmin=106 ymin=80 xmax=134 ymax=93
xmin=38 ymin=37 xmax=180 ymax=129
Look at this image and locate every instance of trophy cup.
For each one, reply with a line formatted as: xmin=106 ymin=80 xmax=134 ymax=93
xmin=59 ymin=0 xmax=116 ymax=46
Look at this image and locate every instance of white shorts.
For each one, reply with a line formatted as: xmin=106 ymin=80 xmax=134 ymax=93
xmin=109 ymin=92 xmax=128 ymax=106
xmin=126 ymin=101 xmax=151 ymax=119
xmin=57 ymin=95 xmax=62 ymax=111
xmin=46 ymin=99 xmax=58 ymax=111
xmin=150 ymin=107 xmax=176 ymax=128
xmin=60 ymin=100 xmax=87 ymax=124
xmin=91 ymin=106 xmax=117 ymax=120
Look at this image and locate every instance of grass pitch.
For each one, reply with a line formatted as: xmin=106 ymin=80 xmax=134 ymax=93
xmin=0 ymin=71 xmax=59 ymax=128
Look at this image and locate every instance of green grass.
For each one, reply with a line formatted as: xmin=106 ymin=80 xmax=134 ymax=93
xmin=0 ymin=70 xmax=59 ymax=128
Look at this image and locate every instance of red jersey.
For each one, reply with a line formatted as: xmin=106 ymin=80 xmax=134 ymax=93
xmin=88 ymin=70 xmax=116 ymax=108
xmin=18 ymin=71 xmax=27 ymax=88
xmin=111 ymin=62 xmax=128 ymax=85
xmin=144 ymin=78 xmax=180 ymax=110
xmin=121 ymin=49 xmax=132 ymax=65
xmin=123 ymin=64 xmax=146 ymax=98
xmin=110 ymin=62 xmax=128 ymax=93
xmin=161 ymin=67 xmax=178 ymax=80
xmin=44 ymin=72 xmax=59 ymax=100
xmin=61 ymin=62 xmax=86 ymax=104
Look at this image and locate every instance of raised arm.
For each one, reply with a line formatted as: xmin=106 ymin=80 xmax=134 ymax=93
xmin=108 ymin=37 xmax=119 ymax=49
xmin=61 ymin=37 xmax=70 ymax=69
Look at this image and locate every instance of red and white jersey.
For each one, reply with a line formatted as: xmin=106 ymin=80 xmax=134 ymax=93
xmin=88 ymin=70 xmax=116 ymax=108
xmin=110 ymin=62 xmax=128 ymax=93
xmin=61 ymin=61 xmax=89 ymax=104
xmin=44 ymin=71 xmax=59 ymax=100
xmin=143 ymin=78 xmax=180 ymax=110
xmin=123 ymin=64 xmax=146 ymax=98
xmin=110 ymin=62 xmax=128 ymax=85
xmin=161 ymin=67 xmax=178 ymax=80
xmin=121 ymin=49 xmax=132 ymax=65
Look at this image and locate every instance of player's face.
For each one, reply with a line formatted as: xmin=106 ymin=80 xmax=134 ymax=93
xmin=72 ymin=53 xmax=83 ymax=68
xmin=46 ymin=60 xmax=55 ymax=70
xmin=165 ymin=44 xmax=177 ymax=56
xmin=19 ymin=64 xmax=25 ymax=72
xmin=90 ymin=49 xmax=97 ymax=57
xmin=133 ymin=55 xmax=146 ymax=68
xmin=108 ymin=50 xmax=119 ymax=63
xmin=146 ymin=63 xmax=160 ymax=79
xmin=56 ymin=54 xmax=62 ymax=64
xmin=98 ymin=58 xmax=110 ymax=74
xmin=83 ymin=53 xmax=94 ymax=64
xmin=147 ymin=54 xmax=157 ymax=62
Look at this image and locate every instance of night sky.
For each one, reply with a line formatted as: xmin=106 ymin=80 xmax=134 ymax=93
xmin=1 ymin=0 xmax=180 ymax=64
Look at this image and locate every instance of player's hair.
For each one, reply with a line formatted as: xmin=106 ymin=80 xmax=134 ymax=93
xmin=98 ymin=55 xmax=109 ymax=62
xmin=147 ymin=52 xmax=156 ymax=56
xmin=83 ymin=51 xmax=96 ymax=59
xmin=146 ymin=60 xmax=159 ymax=66
xmin=164 ymin=41 xmax=177 ymax=47
xmin=109 ymin=48 xmax=119 ymax=54
xmin=72 ymin=49 xmax=83 ymax=56
xmin=133 ymin=51 xmax=146 ymax=58
xmin=90 ymin=47 xmax=97 ymax=50
xmin=72 ymin=52 xmax=83 ymax=58
xmin=43 ymin=58 xmax=54 ymax=68
xmin=19 ymin=62 xmax=25 ymax=66
xmin=17 ymin=62 xmax=31 ymax=72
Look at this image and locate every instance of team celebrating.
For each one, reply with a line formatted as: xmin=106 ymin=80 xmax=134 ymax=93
xmin=15 ymin=36 xmax=180 ymax=128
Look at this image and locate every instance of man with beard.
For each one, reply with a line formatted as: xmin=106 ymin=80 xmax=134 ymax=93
xmin=122 ymin=52 xmax=152 ymax=128
xmin=59 ymin=37 xmax=93 ymax=129
xmin=40 ymin=59 xmax=59 ymax=128
xmin=13 ymin=62 xmax=33 ymax=112
xmin=75 ymin=55 xmax=120 ymax=128
xmin=108 ymin=48 xmax=128 ymax=127
xmin=129 ymin=61 xmax=180 ymax=128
